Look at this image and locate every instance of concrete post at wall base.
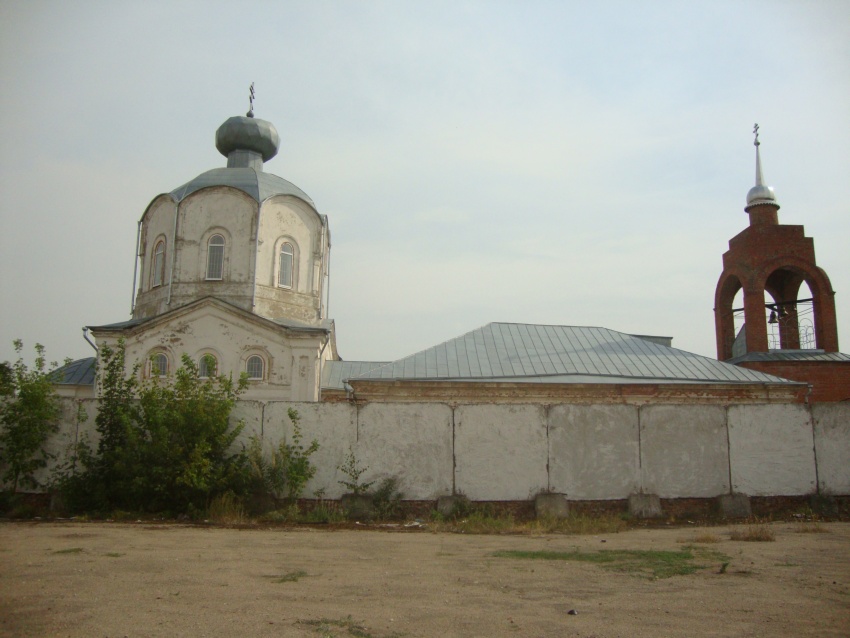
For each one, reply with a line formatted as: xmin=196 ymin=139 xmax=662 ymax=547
xmin=436 ymin=495 xmax=469 ymax=518
xmin=628 ymin=493 xmax=663 ymax=519
xmin=341 ymin=493 xmax=374 ymax=521
xmin=535 ymin=493 xmax=570 ymax=519
xmin=718 ymin=493 xmax=752 ymax=519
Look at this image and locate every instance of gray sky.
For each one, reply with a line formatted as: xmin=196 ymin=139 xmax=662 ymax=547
xmin=1 ymin=0 xmax=848 ymax=366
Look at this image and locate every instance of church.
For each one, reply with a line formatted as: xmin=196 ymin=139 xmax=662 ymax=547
xmin=55 ymin=108 xmax=848 ymax=406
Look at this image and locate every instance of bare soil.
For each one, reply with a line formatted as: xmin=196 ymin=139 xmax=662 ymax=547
xmin=1 ymin=520 xmax=848 ymax=637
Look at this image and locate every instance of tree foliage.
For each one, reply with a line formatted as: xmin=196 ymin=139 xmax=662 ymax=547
xmin=0 ymin=341 xmax=61 ymax=493
xmin=62 ymin=341 xmax=251 ymax=514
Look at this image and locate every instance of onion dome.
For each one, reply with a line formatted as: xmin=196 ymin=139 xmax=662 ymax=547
xmin=167 ymin=111 xmax=314 ymax=207
xmin=215 ymin=116 xmax=280 ymax=169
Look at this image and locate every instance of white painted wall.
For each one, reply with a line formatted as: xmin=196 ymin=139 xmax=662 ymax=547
xmin=454 ymin=404 xmax=548 ymax=500
xmin=20 ymin=399 xmax=850 ymax=500
xmin=728 ymin=404 xmax=817 ymax=496
xmin=640 ymin=405 xmax=730 ymax=498
xmin=812 ymin=403 xmax=850 ymax=495
xmin=548 ymin=404 xmax=639 ymax=499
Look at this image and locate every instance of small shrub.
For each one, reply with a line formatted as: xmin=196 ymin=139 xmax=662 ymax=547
xmin=730 ymin=524 xmax=775 ymax=542
xmin=371 ymin=477 xmax=404 ymax=520
xmin=246 ymin=411 xmax=319 ymax=509
xmin=337 ymin=448 xmax=374 ymax=495
xmin=303 ymin=501 xmax=345 ymax=524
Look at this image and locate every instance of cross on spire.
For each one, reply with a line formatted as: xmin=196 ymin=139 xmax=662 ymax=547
xmin=247 ymin=82 xmax=255 ymax=118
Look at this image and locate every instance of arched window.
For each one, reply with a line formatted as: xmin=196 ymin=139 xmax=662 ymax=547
xmin=278 ymin=242 xmax=294 ymax=288
xmin=150 ymin=352 xmax=168 ymax=377
xmin=199 ymin=354 xmax=218 ymax=378
xmin=151 ymin=239 xmax=166 ymax=288
xmin=246 ymin=355 xmax=264 ymax=380
xmin=206 ymin=234 xmax=225 ymax=280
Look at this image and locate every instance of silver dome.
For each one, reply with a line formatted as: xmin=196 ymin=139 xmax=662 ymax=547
xmin=746 ymin=183 xmax=778 ymax=208
xmin=215 ymin=116 xmax=280 ymax=162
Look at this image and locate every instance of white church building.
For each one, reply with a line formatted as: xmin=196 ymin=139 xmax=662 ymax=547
xmin=57 ymin=108 xmax=808 ymax=405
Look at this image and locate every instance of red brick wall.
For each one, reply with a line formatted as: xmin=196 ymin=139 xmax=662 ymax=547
xmin=738 ymin=361 xmax=850 ymax=402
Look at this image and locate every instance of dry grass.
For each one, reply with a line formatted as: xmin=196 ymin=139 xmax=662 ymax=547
xmin=730 ymin=524 xmax=776 ymax=542
xmin=678 ymin=532 xmax=722 ymax=544
xmin=429 ymin=512 xmax=629 ymax=536
xmin=207 ymin=492 xmax=246 ymax=525
xmin=795 ymin=522 xmax=828 ymax=534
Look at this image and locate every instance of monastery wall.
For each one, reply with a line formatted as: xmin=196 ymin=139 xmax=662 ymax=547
xmin=31 ymin=399 xmax=850 ymax=501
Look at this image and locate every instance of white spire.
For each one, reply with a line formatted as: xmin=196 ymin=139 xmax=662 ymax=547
xmin=745 ymin=123 xmax=779 ymax=210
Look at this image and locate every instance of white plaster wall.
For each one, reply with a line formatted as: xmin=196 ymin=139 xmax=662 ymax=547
xmin=254 ymin=197 xmax=325 ymax=323
xmin=175 ymin=189 xmax=257 ymax=283
xmin=548 ymin=404 xmax=639 ymax=499
xmin=133 ymin=196 xmax=177 ymax=319
xmin=454 ymin=404 xmax=548 ymax=500
xmin=812 ymin=403 xmax=850 ymax=495
xmin=262 ymin=402 xmax=356 ymax=498
xmin=355 ymin=403 xmax=453 ymax=500
xmin=639 ymin=405 xmax=730 ymax=498
xmin=728 ymin=404 xmax=817 ymax=496
xmin=27 ymin=399 xmax=849 ymax=500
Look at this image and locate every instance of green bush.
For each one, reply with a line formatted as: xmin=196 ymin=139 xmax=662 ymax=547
xmin=337 ymin=448 xmax=374 ymax=495
xmin=58 ymin=342 xmax=251 ymax=515
xmin=247 ymin=408 xmax=319 ymax=506
xmin=0 ymin=341 xmax=61 ymax=493
xmin=371 ymin=477 xmax=405 ymax=520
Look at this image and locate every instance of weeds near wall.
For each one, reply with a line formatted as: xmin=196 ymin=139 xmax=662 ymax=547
xmin=337 ymin=448 xmax=374 ymax=495
xmin=247 ymin=408 xmax=319 ymax=503
xmin=208 ymin=491 xmax=247 ymax=524
xmin=371 ymin=477 xmax=405 ymax=520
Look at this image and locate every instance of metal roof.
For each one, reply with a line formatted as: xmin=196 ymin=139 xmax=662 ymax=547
xmin=87 ymin=317 xmax=149 ymax=331
xmin=169 ymin=168 xmax=315 ymax=207
xmin=51 ymin=357 xmax=96 ymax=386
xmin=348 ymin=323 xmax=798 ymax=385
xmin=728 ymin=350 xmax=850 ymax=364
xmin=322 ymin=361 xmax=390 ymax=390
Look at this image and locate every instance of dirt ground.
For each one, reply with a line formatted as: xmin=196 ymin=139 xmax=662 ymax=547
xmin=1 ymin=520 xmax=848 ymax=638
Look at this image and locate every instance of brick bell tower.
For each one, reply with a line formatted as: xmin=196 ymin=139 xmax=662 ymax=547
xmin=713 ymin=125 xmax=849 ymax=402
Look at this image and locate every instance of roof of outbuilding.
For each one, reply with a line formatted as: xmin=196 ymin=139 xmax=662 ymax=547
xmin=51 ymin=357 xmax=97 ymax=386
xmin=322 ymin=360 xmax=391 ymax=391
xmin=340 ymin=322 xmax=798 ymax=386
xmin=169 ymin=167 xmax=315 ymax=207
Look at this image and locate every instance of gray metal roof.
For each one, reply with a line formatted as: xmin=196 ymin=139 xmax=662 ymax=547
xmin=87 ymin=317 xmax=149 ymax=331
xmin=728 ymin=350 xmax=850 ymax=364
xmin=169 ymin=168 xmax=315 ymax=207
xmin=51 ymin=357 xmax=96 ymax=386
xmin=271 ymin=316 xmax=333 ymax=333
xmin=349 ymin=323 xmax=798 ymax=385
xmin=322 ymin=361 xmax=391 ymax=391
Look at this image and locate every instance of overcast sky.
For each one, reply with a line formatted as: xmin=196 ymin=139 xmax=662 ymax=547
xmin=1 ymin=0 xmax=848 ymax=367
